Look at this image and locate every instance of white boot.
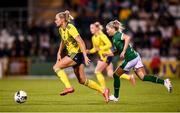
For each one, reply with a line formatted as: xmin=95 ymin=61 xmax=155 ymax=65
xmin=164 ymin=79 xmax=172 ymax=93
xmin=109 ymin=95 xmax=119 ymax=102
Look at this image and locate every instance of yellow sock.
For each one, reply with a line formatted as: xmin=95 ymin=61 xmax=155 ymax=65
xmin=120 ymin=73 xmax=130 ymax=80
xmin=96 ymin=72 xmax=106 ymax=89
xmin=55 ymin=68 xmax=72 ymax=88
xmin=84 ymin=79 xmax=103 ymax=93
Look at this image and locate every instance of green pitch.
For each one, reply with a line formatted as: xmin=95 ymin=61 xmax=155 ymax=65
xmin=0 ymin=77 xmax=180 ymax=112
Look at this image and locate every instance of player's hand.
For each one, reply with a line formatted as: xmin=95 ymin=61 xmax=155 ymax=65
xmin=96 ymin=47 xmax=100 ymax=51
xmin=120 ymin=51 xmax=125 ymax=60
xmin=84 ymin=55 xmax=91 ymax=66
xmin=103 ymin=52 xmax=114 ymax=57
xmin=86 ymin=49 xmax=90 ymax=54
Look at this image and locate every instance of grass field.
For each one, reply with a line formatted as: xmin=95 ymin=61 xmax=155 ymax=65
xmin=0 ymin=77 xmax=180 ymax=112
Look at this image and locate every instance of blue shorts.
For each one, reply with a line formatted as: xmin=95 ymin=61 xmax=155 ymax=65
xmin=68 ymin=52 xmax=84 ymax=68
xmin=106 ymin=56 xmax=113 ymax=65
xmin=100 ymin=56 xmax=112 ymax=65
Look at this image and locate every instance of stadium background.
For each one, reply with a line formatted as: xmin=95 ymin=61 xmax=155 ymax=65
xmin=0 ymin=0 xmax=180 ymax=112
xmin=0 ymin=0 xmax=179 ymax=78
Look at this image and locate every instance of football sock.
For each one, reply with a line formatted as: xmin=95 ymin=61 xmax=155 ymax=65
xmin=114 ymin=74 xmax=121 ymax=98
xmin=120 ymin=73 xmax=130 ymax=80
xmin=84 ymin=79 xmax=103 ymax=93
xmin=143 ymin=75 xmax=164 ymax=84
xmin=96 ymin=72 xmax=106 ymax=89
xmin=55 ymin=68 xmax=72 ymax=88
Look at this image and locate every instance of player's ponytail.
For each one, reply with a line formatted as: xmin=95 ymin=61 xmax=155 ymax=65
xmin=113 ymin=20 xmax=124 ymax=32
xmin=64 ymin=10 xmax=74 ymax=22
xmin=56 ymin=10 xmax=74 ymax=22
xmin=106 ymin=20 xmax=124 ymax=32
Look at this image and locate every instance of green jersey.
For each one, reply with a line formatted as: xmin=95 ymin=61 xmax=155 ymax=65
xmin=112 ymin=31 xmax=138 ymax=62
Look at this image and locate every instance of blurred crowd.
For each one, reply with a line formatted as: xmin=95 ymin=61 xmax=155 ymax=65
xmin=0 ymin=0 xmax=180 ymax=62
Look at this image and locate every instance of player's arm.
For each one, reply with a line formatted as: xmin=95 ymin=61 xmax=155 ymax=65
xmin=57 ymin=40 xmax=65 ymax=61
xmin=99 ymin=35 xmax=112 ymax=51
xmin=122 ymin=33 xmax=130 ymax=52
xmin=103 ymin=46 xmax=116 ymax=57
xmin=120 ymin=33 xmax=131 ymax=59
xmin=88 ymin=37 xmax=96 ymax=54
xmin=74 ymin=35 xmax=90 ymax=65
xmin=68 ymin=24 xmax=90 ymax=65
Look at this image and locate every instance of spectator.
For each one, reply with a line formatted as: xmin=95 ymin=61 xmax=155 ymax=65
xmin=150 ymin=53 xmax=161 ymax=75
xmin=0 ymin=0 xmax=179 ymax=62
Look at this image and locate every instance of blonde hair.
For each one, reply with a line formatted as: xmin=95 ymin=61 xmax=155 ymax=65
xmin=106 ymin=20 xmax=124 ymax=32
xmin=56 ymin=10 xmax=74 ymax=22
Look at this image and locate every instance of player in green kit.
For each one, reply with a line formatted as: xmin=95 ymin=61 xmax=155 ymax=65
xmin=105 ymin=20 xmax=173 ymax=102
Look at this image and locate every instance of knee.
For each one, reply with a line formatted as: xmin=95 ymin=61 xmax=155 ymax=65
xmin=94 ymin=69 xmax=99 ymax=74
xmin=53 ymin=64 xmax=61 ymax=72
xmin=141 ymin=75 xmax=145 ymax=81
xmin=136 ymin=73 xmax=145 ymax=81
xmin=108 ymin=71 xmax=113 ymax=77
xmin=94 ymin=70 xmax=101 ymax=74
xmin=94 ymin=71 xmax=99 ymax=74
xmin=53 ymin=65 xmax=56 ymax=71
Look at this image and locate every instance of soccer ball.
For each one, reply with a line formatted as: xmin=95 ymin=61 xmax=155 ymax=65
xmin=14 ymin=90 xmax=27 ymax=103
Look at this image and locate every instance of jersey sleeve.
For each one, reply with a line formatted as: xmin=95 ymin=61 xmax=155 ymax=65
xmin=89 ymin=36 xmax=97 ymax=53
xmin=120 ymin=33 xmax=124 ymax=40
xmin=99 ymin=34 xmax=112 ymax=50
xmin=68 ymin=24 xmax=79 ymax=38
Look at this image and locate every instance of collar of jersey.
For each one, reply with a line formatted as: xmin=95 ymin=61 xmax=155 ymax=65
xmin=62 ymin=22 xmax=69 ymax=31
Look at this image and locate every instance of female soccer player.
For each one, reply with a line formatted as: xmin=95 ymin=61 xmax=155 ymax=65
xmin=87 ymin=22 xmax=135 ymax=90
xmin=105 ymin=20 xmax=172 ymax=102
xmin=53 ymin=10 xmax=109 ymax=102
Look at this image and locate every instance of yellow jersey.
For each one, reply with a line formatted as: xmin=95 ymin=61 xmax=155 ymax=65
xmin=89 ymin=31 xmax=112 ymax=62
xmin=59 ymin=23 xmax=81 ymax=56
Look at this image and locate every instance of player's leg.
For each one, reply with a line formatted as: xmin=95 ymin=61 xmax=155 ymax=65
xmin=109 ymin=66 xmax=125 ymax=102
xmin=119 ymin=57 xmax=140 ymax=84
xmin=73 ymin=64 xmax=109 ymax=102
xmin=119 ymin=73 xmax=136 ymax=85
xmin=135 ymin=67 xmax=172 ymax=93
xmin=106 ymin=62 xmax=135 ymax=85
xmin=110 ymin=59 xmax=137 ymax=101
xmin=53 ymin=56 xmax=76 ymax=95
xmin=120 ymin=73 xmax=130 ymax=80
xmin=114 ymin=66 xmax=125 ymax=98
xmin=134 ymin=55 xmax=172 ymax=92
xmin=74 ymin=64 xmax=103 ymax=93
xmin=106 ymin=63 xmax=113 ymax=78
xmin=95 ymin=60 xmax=108 ymax=89
xmin=135 ymin=67 xmax=161 ymax=83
